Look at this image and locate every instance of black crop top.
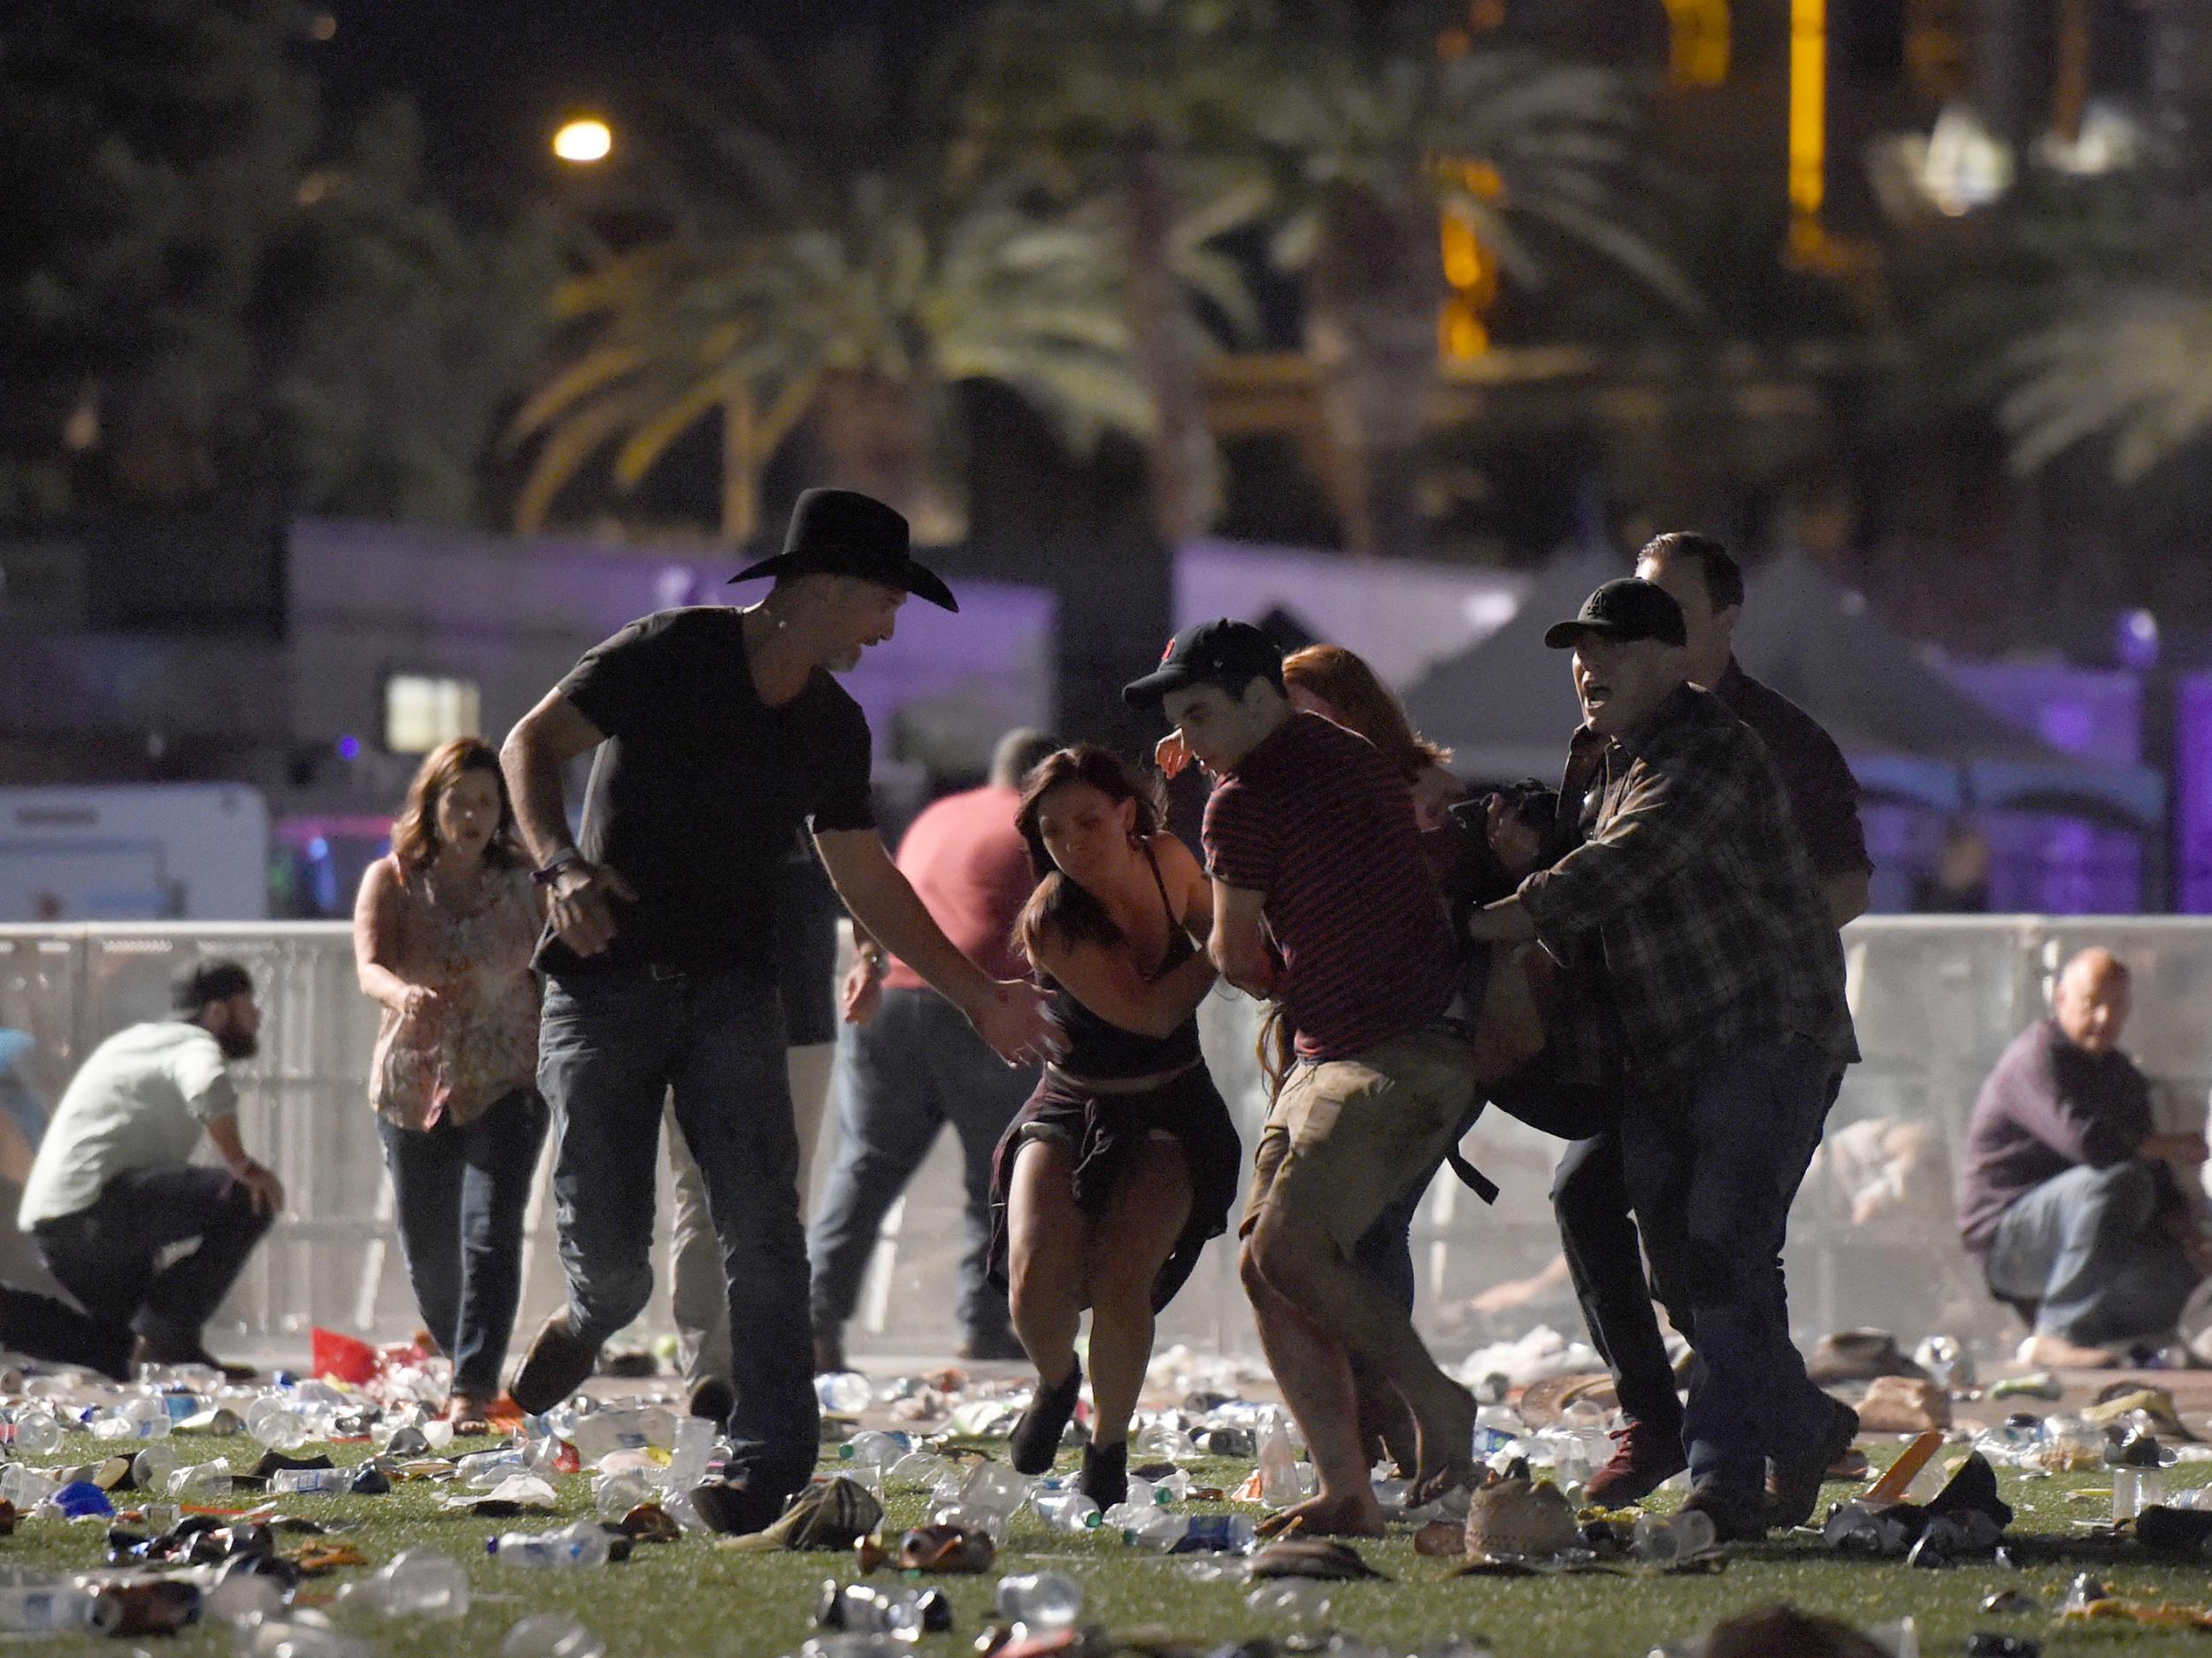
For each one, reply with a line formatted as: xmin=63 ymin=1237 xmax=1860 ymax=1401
xmin=1040 ymin=845 xmax=1204 ymax=1082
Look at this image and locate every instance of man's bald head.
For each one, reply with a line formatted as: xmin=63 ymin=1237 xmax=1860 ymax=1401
xmin=2054 ymin=948 xmax=2131 ymax=1054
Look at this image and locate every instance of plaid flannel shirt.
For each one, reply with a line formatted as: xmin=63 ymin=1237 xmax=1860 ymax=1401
xmin=1517 ymin=685 xmax=1858 ymax=1095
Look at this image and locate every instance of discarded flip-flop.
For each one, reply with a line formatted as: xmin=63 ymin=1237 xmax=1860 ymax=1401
xmin=1247 ymin=1536 xmax=1388 ymax=1581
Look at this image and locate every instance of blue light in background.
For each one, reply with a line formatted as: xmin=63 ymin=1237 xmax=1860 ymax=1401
xmin=335 ymin=734 xmax=362 ymax=761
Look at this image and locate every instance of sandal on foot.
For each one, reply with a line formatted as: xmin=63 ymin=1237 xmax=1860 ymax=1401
xmin=446 ymin=1395 xmax=493 ymax=1437
xmin=1009 ymin=1362 xmax=1082 ymax=1476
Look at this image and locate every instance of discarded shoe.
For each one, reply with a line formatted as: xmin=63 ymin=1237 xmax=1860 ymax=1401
xmin=718 ymin=1476 xmax=883 ymax=1554
xmin=1805 ymin=1330 xmax=1925 ymax=1385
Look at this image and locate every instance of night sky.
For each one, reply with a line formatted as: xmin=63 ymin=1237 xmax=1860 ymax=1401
xmin=317 ymin=0 xmax=988 ymax=196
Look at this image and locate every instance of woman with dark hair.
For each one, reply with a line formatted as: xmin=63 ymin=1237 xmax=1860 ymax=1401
xmin=353 ymin=737 xmax=549 ymax=1434
xmin=990 ymin=745 xmax=1240 ymax=1506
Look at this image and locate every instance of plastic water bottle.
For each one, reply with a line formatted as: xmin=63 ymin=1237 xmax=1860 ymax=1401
xmin=365 ymin=1550 xmax=471 ymax=1619
xmin=1257 ymin=1410 xmax=1307 ymax=1507
xmin=488 ymin=1522 xmax=611 ymax=1569
xmin=816 ymin=1372 xmax=872 ymax=1416
xmin=270 ymin=1467 xmax=352 ymax=1496
xmin=996 ymin=1570 xmax=1083 ymax=1629
xmin=841 ymin=1430 xmax=913 ymax=1470
xmin=1132 ymin=1512 xmax=1256 ymax=1553
xmin=884 ymin=1451 xmax=953 ymax=1491
xmin=1033 ymin=1488 xmax=1102 ymax=1532
xmin=94 ymin=1396 xmax=172 ymax=1440
xmin=0 ymin=1580 xmax=119 ymax=1634
xmin=501 ymin=1614 xmax=608 ymax=1658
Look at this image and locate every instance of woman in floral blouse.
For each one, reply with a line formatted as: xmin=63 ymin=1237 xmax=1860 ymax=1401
xmin=353 ymin=738 xmax=548 ymax=1433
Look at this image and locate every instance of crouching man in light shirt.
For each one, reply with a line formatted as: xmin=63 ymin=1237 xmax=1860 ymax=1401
xmin=19 ymin=960 xmax=282 ymax=1381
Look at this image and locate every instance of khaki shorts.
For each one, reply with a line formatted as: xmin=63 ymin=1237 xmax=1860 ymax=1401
xmin=1242 ymin=1023 xmax=1476 ymax=1255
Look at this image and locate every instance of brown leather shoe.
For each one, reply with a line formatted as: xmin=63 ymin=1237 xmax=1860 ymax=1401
xmin=1582 ymin=1419 xmax=1689 ymax=1508
xmin=508 ymin=1315 xmax=599 ymax=1416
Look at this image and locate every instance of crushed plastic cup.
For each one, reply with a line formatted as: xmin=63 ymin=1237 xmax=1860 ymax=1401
xmin=1247 ymin=1579 xmax=1333 ymax=1622
xmin=365 ymin=1550 xmax=471 ymax=1619
xmin=246 ymin=1396 xmax=310 ymax=1453
xmin=594 ymin=1470 xmax=654 ymax=1522
xmin=1256 ymin=1410 xmax=1310 ymax=1507
xmin=996 ymin=1570 xmax=1083 ymax=1630
xmin=816 ymin=1372 xmax=872 ymax=1416
xmin=0 ymin=1462 xmax=57 ymax=1508
xmin=134 ymin=1439 xmax=182 ymax=1491
xmin=1134 ymin=1421 xmax=1195 ymax=1462
xmin=958 ymin=1459 xmax=1033 ymax=1522
xmin=1632 ymin=1508 xmax=1717 ymax=1563
xmin=884 ymin=1451 xmax=953 ymax=1491
xmin=501 ymin=1614 xmax=608 ymax=1658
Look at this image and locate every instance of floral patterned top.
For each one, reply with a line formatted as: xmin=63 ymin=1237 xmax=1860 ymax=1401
xmin=365 ymin=857 xmax=541 ymax=1131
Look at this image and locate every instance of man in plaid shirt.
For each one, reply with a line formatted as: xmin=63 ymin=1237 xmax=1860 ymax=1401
xmin=1468 ymin=577 xmax=1857 ymax=1541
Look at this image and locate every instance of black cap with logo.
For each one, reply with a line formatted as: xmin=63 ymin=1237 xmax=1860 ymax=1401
xmin=1121 ymin=618 xmax=1286 ymax=708
xmin=1542 ymin=578 xmax=1688 ymax=649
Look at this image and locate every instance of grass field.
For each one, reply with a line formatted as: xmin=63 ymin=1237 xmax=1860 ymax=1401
xmin=10 ymin=1429 xmax=2212 ymax=1657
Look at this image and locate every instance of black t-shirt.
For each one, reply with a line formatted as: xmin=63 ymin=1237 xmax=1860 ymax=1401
xmin=535 ymin=607 xmax=875 ymax=978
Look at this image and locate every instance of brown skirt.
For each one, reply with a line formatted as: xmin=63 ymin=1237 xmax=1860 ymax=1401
xmin=987 ymin=1063 xmax=1242 ymax=1313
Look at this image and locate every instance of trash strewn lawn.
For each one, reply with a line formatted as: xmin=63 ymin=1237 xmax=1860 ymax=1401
xmin=10 ymin=1423 xmax=2212 ymax=1657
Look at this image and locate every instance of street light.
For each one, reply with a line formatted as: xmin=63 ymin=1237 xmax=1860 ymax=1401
xmin=552 ymin=118 xmax=612 ymax=165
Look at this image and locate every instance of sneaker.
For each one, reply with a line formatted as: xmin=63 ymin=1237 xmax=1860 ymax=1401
xmin=509 ymin=1314 xmax=599 ymax=1416
xmin=1678 ymin=1479 xmax=1771 ymax=1544
xmin=689 ymin=1376 xmax=736 ymax=1426
xmin=1766 ymin=1395 xmax=1860 ymax=1530
xmin=1581 ymin=1419 xmax=1688 ymax=1508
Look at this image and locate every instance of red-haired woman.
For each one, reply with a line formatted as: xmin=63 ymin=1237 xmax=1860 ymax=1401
xmin=989 ymin=746 xmax=1240 ymax=1507
xmin=353 ymin=738 xmax=549 ymax=1434
xmin=1283 ymin=644 xmax=1465 ymax=833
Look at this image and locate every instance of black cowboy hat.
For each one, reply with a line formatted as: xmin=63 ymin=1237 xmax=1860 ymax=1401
xmin=727 ymin=488 xmax=958 ymax=612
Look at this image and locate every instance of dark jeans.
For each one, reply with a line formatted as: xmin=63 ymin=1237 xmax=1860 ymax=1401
xmin=539 ymin=965 xmax=814 ymax=1499
xmin=32 ymin=1166 xmax=273 ymax=1354
xmin=1983 ymin=1160 xmax=2201 ymax=1346
xmin=809 ymin=987 xmax=1033 ymax=1342
xmin=0 ymin=1281 xmax=134 ymax=1379
xmin=1621 ymin=1038 xmax=1838 ymax=1493
xmin=1553 ymin=1132 xmax=1684 ymax=1432
xmin=377 ymin=1087 xmax=549 ymax=1399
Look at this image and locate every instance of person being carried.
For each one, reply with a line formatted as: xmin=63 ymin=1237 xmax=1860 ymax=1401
xmin=987 ymin=746 xmax=1241 ymax=1508
xmin=499 ymin=487 xmax=1059 ymax=1535
xmin=1468 ymin=579 xmax=1859 ymax=1542
xmin=1132 ymin=619 xmax=1479 ymax=1537
xmin=809 ymin=727 xmax=1061 ymax=1373
xmin=1957 ymin=948 xmax=2208 ymax=1369
xmin=19 ymin=960 xmax=282 ymax=1381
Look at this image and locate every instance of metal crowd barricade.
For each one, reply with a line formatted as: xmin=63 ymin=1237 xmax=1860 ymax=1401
xmin=2 ymin=918 xmax=2208 ymax=1364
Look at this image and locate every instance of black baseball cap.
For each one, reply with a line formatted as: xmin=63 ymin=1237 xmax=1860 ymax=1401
xmin=1121 ymin=618 xmax=1285 ymax=708
xmin=1542 ymin=579 xmax=1688 ymax=649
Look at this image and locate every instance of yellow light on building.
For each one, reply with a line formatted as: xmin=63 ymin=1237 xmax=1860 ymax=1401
xmin=552 ymin=119 xmax=613 ymax=165
xmin=1789 ymin=0 xmax=1826 ymax=227
xmin=1662 ymin=0 xmax=1731 ymax=88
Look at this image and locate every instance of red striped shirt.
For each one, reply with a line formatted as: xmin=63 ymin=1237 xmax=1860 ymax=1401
xmin=1202 ymin=712 xmax=1459 ymax=1061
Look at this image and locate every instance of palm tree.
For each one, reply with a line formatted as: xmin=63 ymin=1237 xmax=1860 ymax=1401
xmin=508 ymin=42 xmax=1158 ymax=540
xmin=971 ymin=0 xmax=1271 ymax=543
xmin=1993 ymin=2 xmax=2212 ymax=484
xmin=1254 ymin=24 xmax=1697 ymax=555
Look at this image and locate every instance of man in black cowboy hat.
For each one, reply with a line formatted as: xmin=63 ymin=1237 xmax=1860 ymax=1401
xmin=501 ymin=487 xmax=1061 ymax=1533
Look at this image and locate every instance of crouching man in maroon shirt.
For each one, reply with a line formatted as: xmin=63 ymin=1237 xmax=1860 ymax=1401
xmin=1126 ymin=620 xmax=1479 ymax=1536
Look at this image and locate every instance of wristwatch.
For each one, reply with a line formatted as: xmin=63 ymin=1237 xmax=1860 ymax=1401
xmin=532 ymin=849 xmax=588 ymax=887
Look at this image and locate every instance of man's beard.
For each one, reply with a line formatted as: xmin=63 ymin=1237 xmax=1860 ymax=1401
xmin=216 ymin=1026 xmax=259 ymax=1062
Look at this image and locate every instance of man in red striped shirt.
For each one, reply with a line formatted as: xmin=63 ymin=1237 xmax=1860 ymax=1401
xmin=1126 ymin=620 xmax=1478 ymax=1537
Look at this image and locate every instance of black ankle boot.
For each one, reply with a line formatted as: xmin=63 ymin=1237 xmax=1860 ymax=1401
xmin=1077 ymin=1438 xmax=1128 ymax=1509
xmin=1008 ymin=1363 xmax=1082 ymax=1476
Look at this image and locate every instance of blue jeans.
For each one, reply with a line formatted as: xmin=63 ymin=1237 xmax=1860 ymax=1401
xmin=376 ymin=1087 xmax=549 ymax=1399
xmin=1622 ymin=1038 xmax=1838 ymax=1493
xmin=1983 ymin=1161 xmax=2201 ymax=1347
xmin=808 ymin=988 xmax=1033 ymax=1341
xmin=539 ymin=966 xmax=814 ymax=1497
